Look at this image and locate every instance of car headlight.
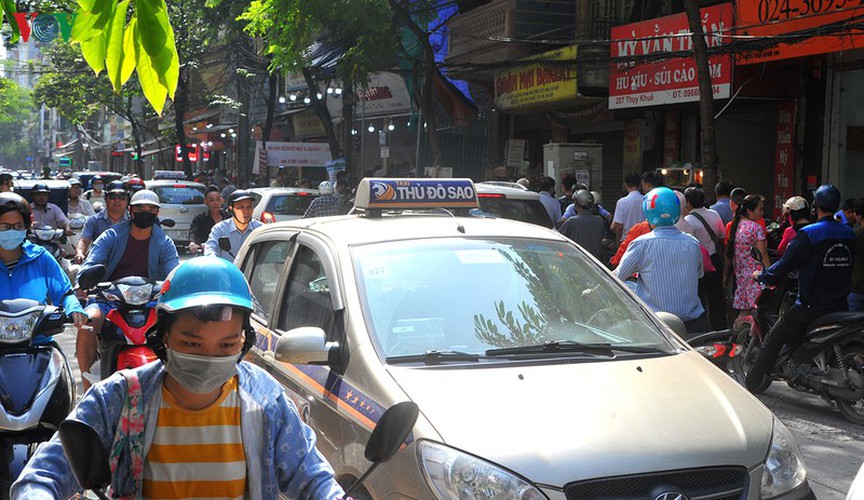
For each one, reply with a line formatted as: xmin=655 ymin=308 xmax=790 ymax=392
xmin=0 ymin=311 xmax=40 ymax=343
xmin=418 ymin=440 xmax=547 ymax=500
xmin=117 ymin=283 xmax=154 ymax=306
xmin=761 ymin=418 xmax=807 ymax=498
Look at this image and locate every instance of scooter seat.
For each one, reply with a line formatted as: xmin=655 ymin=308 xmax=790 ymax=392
xmin=807 ymin=311 xmax=864 ymax=329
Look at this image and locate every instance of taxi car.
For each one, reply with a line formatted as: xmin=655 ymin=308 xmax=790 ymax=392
xmin=248 ymin=186 xmax=320 ymax=223
xmin=236 ymin=178 xmax=813 ymax=500
xmin=474 ymin=180 xmax=553 ymax=228
xmin=144 ymin=179 xmax=207 ymax=244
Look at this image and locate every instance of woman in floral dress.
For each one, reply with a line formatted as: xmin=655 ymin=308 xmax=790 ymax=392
xmin=724 ymin=194 xmax=772 ymax=328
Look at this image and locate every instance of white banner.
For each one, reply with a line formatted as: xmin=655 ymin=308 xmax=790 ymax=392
xmin=258 ymin=141 xmax=332 ymax=168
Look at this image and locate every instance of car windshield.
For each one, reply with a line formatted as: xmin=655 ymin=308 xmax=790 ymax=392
xmin=266 ymin=193 xmax=317 ymax=215
xmin=473 ymin=198 xmax=553 ymax=228
xmin=352 ymin=237 xmax=675 ymax=360
xmin=151 ymin=185 xmax=205 ymax=205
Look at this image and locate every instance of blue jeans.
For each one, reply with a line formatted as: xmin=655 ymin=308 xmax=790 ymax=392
xmin=849 ymin=292 xmax=864 ymax=312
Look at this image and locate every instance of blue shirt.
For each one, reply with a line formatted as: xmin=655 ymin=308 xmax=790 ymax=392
xmin=615 ymin=226 xmax=705 ymax=321
xmin=82 ymin=209 xmax=129 ymax=242
xmin=562 ymin=203 xmax=610 ymax=221
xmin=79 ymin=220 xmax=179 ymax=281
xmin=709 ymin=198 xmax=733 ymax=225
xmin=0 ymin=240 xmax=84 ymax=319
xmin=204 ymin=218 xmax=264 ymax=261
xmin=538 ymin=191 xmax=562 ymax=225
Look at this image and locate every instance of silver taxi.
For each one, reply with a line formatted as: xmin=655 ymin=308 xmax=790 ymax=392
xmin=236 ymin=178 xmax=813 ymax=500
xmin=144 ymin=179 xmax=207 ymax=245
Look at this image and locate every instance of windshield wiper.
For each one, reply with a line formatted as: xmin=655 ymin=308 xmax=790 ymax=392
xmin=485 ymin=341 xmax=660 ymax=358
xmin=386 ymin=350 xmax=482 ymax=365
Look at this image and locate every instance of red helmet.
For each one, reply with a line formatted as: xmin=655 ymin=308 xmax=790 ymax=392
xmin=125 ymin=177 xmax=146 ymax=193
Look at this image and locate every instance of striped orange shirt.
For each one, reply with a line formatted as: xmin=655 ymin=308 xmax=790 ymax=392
xmin=142 ymin=376 xmax=247 ymax=500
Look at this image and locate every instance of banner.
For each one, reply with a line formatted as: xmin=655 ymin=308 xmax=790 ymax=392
xmin=609 ymin=3 xmax=733 ymax=109
xmin=257 ymin=141 xmax=332 ymax=168
xmin=494 ymin=46 xmax=578 ymax=111
xmin=773 ymin=101 xmax=796 ymax=219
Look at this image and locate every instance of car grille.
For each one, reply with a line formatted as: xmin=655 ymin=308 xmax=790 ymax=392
xmin=563 ymin=466 xmax=749 ymax=500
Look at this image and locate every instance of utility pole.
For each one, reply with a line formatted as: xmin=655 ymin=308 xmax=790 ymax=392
xmin=682 ymin=0 xmax=718 ymax=191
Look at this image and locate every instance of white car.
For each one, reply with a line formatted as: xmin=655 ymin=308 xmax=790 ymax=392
xmin=248 ymin=187 xmax=320 ymax=223
xmin=144 ymin=179 xmax=207 ymax=244
xmin=473 ymin=181 xmax=553 ymax=228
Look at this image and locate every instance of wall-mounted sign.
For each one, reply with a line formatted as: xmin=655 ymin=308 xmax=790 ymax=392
xmin=609 ymin=4 xmax=733 ymax=109
xmin=256 ymin=141 xmax=332 ymax=168
xmin=773 ymin=101 xmax=796 ymax=218
xmin=494 ymin=46 xmax=578 ymax=111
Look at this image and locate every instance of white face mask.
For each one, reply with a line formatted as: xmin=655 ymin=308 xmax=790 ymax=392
xmin=164 ymin=349 xmax=239 ymax=394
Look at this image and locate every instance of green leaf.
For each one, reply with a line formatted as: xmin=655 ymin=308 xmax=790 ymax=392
xmin=120 ymin=17 xmax=137 ymax=86
xmin=105 ymin=0 xmax=130 ymax=92
xmin=134 ymin=19 xmax=168 ymax=115
xmin=79 ymin=33 xmax=107 ymax=75
xmin=71 ymin=0 xmax=114 ymax=43
xmin=1 ymin=0 xmax=20 ymax=43
xmin=136 ymin=0 xmax=168 ymax=57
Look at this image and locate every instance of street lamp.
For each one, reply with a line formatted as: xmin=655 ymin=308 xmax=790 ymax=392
xmin=278 ymin=96 xmax=286 ymax=104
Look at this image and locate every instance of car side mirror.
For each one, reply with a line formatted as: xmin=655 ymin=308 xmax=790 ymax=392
xmin=78 ymin=264 xmax=107 ymax=290
xmin=58 ymin=420 xmax=111 ymax=496
xmin=160 ymin=218 xmax=176 ymax=228
xmin=274 ymin=327 xmax=338 ymax=364
xmin=655 ymin=311 xmax=687 ymax=338
xmin=218 ymin=237 xmax=232 ymax=252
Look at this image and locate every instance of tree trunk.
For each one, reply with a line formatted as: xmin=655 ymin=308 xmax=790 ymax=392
xmin=260 ymin=69 xmax=278 ymax=185
xmin=302 ymin=67 xmax=342 ymax=160
xmin=341 ymin=81 xmax=355 ymax=178
xmin=235 ymin=39 xmax=252 ymax=188
xmin=127 ymin=98 xmax=145 ymax=178
xmin=174 ymin=65 xmax=193 ymax=179
xmin=683 ymin=0 xmax=718 ymax=188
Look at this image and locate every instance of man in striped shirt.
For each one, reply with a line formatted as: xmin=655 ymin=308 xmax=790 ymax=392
xmin=13 ymin=257 xmax=344 ymax=499
xmin=614 ymin=187 xmax=706 ymax=336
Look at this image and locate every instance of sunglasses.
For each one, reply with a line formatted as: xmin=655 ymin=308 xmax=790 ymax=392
xmin=107 ymin=193 xmax=128 ymax=200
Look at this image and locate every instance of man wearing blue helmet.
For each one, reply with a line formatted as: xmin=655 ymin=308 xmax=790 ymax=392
xmin=13 ymin=256 xmax=344 ymax=499
xmin=615 ymin=187 xmax=706 ymax=335
xmin=746 ymin=184 xmax=855 ymax=393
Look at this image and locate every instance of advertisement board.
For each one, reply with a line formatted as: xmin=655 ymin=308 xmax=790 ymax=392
xmin=773 ymin=101 xmax=796 ymax=218
xmin=609 ymin=3 xmax=733 ymax=109
xmin=256 ymin=141 xmax=332 ymax=168
xmin=494 ymin=46 xmax=578 ymax=111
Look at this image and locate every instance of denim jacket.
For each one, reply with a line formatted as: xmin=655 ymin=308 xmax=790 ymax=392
xmin=78 ymin=220 xmax=179 ymax=282
xmin=11 ymin=361 xmax=345 ymax=499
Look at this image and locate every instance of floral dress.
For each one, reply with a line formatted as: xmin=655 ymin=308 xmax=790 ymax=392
xmin=733 ymin=219 xmax=766 ymax=309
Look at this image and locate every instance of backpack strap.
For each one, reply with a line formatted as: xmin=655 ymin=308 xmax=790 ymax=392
xmin=108 ymin=369 xmax=146 ymax=499
xmin=690 ymin=211 xmax=724 ymax=263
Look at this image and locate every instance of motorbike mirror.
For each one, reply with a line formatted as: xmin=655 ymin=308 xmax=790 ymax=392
xmin=218 ymin=237 xmax=232 ymax=252
xmin=58 ymin=420 xmax=111 ymax=498
xmin=77 ymin=264 xmax=107 ymax=290
xmin=160 ymin=218 xmax=176 ymax=228
xmin=343 ymin=401 xmax=419 ymax=498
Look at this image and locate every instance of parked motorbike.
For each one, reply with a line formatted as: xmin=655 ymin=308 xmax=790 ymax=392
xmin=58 ymin=398 xmax=418 ymax=500
xmin=0 ymin=299 xmax=75 ymax=498
xmin=77 ymin=265 xmax=161 ymax=383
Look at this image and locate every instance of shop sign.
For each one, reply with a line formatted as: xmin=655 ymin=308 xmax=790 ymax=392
xmin=609 ymin=3 xmax=733 ymax=109
xmin=175 ymin=144 xmax=200 ymax=163
xmin=736 ymin=0 xmax=864 ymax=65
xmin=326 ymin=72 xmax=413 ymax=119
xmin=773 ymin=101 xmax=796 ymax=218
xmin=494 ymin=46 xmax=578 ymax=111
xmin=506 ymin=139 xmax=526 ymax=169
xmin=255 ymin=141 xmax=332 ymax=168
xmin=293 ymin=110 xmax=326 ymax=139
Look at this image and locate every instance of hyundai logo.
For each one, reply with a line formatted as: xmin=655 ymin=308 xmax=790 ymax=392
xmin=655 ymin=493 xmax=689 ymax=500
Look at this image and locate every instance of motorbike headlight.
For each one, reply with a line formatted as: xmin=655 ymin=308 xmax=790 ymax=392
xmin=761 ymin=418 xmax=807 ymax=498
xmin=117 ymin=283 xmax=154 ymax=306
xmin=418 ymin=440 xmax=547 ymax=500
xmin=0 ymin=311 xmax=40 ymax=343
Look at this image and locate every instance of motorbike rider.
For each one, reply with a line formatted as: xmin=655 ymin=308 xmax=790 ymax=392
xmin=746 ymin=184 xmax=856 ymax=393
xmin=204 ymin=190 xmax=262 ymax=261
xmin=76 ymin=189 xmax=179 ymax=389
xmin=0 ymin=173 xmax=13 ymax=192
xmin=0 ymin=193 xmax=86 ymax=328
xmin=30 ymin=183 xmax=71 ymax=235
xmin=11 ymin=256 xmax=343 ymax=499
xmin=66 ymin=178 xmax=96 ymax=217
xmin=74 ymin=181 xmax=130 ymax=264
xmin=83 ymin=174 xmax=106 ymax=205
xmin=189 ymin=185 xmax=228 ymax=253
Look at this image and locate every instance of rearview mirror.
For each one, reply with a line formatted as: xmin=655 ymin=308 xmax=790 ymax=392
xmin=655 ymin=311 xmax=687 ymax=338
xmin=365 ymin=401 xmax=418 ymax=463
xmin=218 ymin=237 xmax=232 ymax=252
xmin=77 ymin=264 xmax=107 ymax=290
xmin=274 ymin=327 xmax=337 ymax=364
xmin=58 ymin=420 xmax=111 ymax=494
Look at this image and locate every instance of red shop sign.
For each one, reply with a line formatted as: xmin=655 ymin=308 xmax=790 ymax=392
xmin=609 ymin=3 xmax=733 ymax=109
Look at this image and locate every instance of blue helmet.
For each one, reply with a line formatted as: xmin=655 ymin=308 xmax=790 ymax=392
xmin=813 ymin=184 xmax=841 ymax=213
xmin=90 ymin=175 xmax=103 ymax=189
xmin=157 ymin=256 xmax=253 ymax=314
xmin=643 ymin=187 xmax=680 ymax=227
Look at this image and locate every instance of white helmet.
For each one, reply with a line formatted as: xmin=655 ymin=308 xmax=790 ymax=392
xmin=130 ymin=189 xmax=161 ymax=208
xmin=318 ymin=181 xmax=334 ymax=195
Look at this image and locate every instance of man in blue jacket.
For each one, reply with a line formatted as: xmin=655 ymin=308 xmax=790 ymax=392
xmin=12 ymin=257 xmax=343 ymax=499
xmin=746 ymin=184 xmax=855 ymax=393
xmin=76 ymin=189 xmax=179 ymax=388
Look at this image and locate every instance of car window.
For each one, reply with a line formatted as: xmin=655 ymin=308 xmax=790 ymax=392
xmin=352 ymin=237 xmax=673 ymax=358
xmin=247 ymin=240 xmax=293 ymax=320
xmin=278 ymin=246 xmax=335 ymax=336
xmin=474 ymin=198 xmax=553 ymax=228
xmin=249 ymin=192 xmax=262 ymax=207
xmin=151 ymin=185 xmax=205 ymax=205
xmin=266 ymin=194 xmax=317 ymax=216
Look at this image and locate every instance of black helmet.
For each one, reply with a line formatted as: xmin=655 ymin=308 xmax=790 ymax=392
xmin=31 ymin=183 xmax=50 ymax=194
xmin=813 ymin=184 xmax=841 ymax=213
xmin=106 ymin=180 xmax=127 ymax=194
xmin=0 ymin=192 xmax=32 ymax=229
xmin=228 ymin=190 xmax=253 ymax=205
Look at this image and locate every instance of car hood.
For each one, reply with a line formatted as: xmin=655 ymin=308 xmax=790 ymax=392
xmin=386 ymin=351 xmax=773 ymax=487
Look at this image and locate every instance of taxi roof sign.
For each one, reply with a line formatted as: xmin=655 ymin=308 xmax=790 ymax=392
xmin=355 ymin=178 xmax=479 ymax=211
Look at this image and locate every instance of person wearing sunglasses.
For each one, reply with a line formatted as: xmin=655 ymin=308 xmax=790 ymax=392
xmin=0 ymin=193 xmax=86 ymax=328
xmin=74 ymin=181 xmax=130 ymax=265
